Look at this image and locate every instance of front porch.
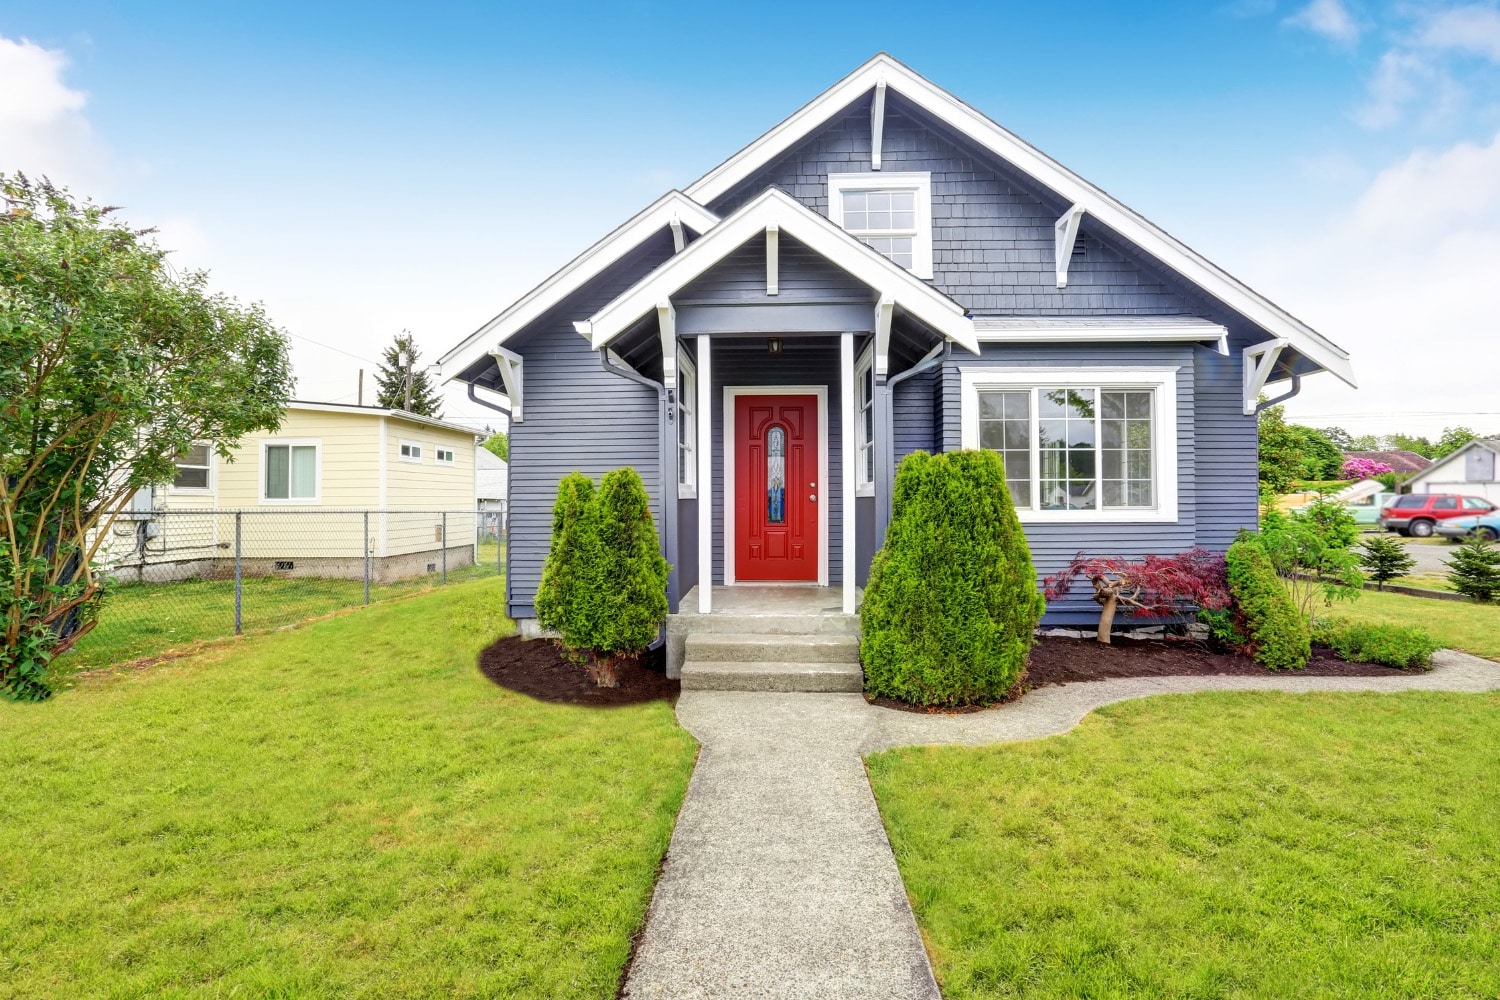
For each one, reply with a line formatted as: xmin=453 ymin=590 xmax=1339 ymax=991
xmin=666 ymin=585 xmax=861 ymax=686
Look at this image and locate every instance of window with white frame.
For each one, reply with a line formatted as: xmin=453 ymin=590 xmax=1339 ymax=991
xmin=677 ymin=350 xmax=697 ymax=497
xmin=262 ymin=442 xmax=319 ymax=501
xmin=434 ymin=446 xmax=455 ymax=464
xmin=960 ymin=368 xmax=1178 ymax=522
xmin=855 ymin=347 xmax=875 ymax=494
xmin=828 ymin=172 xmax=933 ymax=278
xmin=172 ymin=442 xmax=212 ymax=491
xmin=399 ymin=440 xmax=423 ymax=463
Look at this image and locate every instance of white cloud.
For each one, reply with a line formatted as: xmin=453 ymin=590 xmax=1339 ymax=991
xmin=1354 ymin=49 xmax=1464 ymax=129
xmin=1249 ymin=132 xmax=1500 ymax=434
xmin=0 ymin=34 xmax=112 ymax=190
xmin=1419 ymin=3 xmax=1500 ymax=62
xmin=1286 ymin=0 xmax=1361 ymax=44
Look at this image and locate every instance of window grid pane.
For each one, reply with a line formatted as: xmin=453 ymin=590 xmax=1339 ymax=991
xmin=1100 ymin=390 xmax=1153 ymax=508
xmin=843 ymin=187 xmax=920 ymax=270
xmin=290 ymin=446 xmax=317 ymax=499
xmin=265 ymin=446 xmax=289 ymax=499
xmin=977 ymin=390 xmax=1032 ymax=508
xmin=1039 ymin=388 xmax=1097 ymax=511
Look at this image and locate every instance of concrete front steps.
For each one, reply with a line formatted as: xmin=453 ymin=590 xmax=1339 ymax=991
xmin=671 ymin=586 xmax=863 ymax=693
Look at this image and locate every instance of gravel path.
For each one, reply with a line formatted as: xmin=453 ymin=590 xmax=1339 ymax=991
xmin=621 ymin=650 xmax=1500 ymax=999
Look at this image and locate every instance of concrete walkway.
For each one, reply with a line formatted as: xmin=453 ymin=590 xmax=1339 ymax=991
xmin=621 ymin=650 xmax=1500 ymax=999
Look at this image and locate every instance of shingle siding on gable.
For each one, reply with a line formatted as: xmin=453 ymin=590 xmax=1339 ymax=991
xmin=503 ymin=233 xmax=676 ymax=620
xmin=678 ymin=234 xmax=872 ymax=304
xmin=710 ymin=95 xmax=1203 ymax=317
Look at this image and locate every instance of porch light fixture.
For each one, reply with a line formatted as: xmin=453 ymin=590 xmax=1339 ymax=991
xmin=767 ymin=337 xmax=783 ymax=355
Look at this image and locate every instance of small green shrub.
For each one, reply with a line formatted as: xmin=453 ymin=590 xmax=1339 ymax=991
xmin=1446 ymin=534 xmax=1500 ymax=603
xmin=861 ymin=450 xmax=1044 ymax=707
xmin=535 ymin=471 xmax=594 ymax=636
xmin=1226 ymin=533 xmax=1311 ymax=670
xmin=1310 ymin=618 xmax=1439 ymax=670
xmin=1359 ymin=534 xmax=1416 ymax=590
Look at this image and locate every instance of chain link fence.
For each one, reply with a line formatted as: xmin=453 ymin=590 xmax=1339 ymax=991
xmin=70 ymin=508 xmax=506 ymax=670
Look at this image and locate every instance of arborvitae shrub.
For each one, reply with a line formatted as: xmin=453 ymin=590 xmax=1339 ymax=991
xmin=568 ymin=467 xmax=669 ymax=685
xmin=860 ymin=450 xmax=1045 ymax=706
xmin=1226 ymin=533 xmax=1310 ymax=670
xmin=535 ymin=472 xmax=594 ymax=636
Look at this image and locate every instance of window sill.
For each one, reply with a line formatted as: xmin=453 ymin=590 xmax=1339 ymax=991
xmin=1014 ymin=507 xmax=1178 ymax=524
xmin=678 ymin=487 xmax=698 ymax=501
xmin=259 ymin=497 xmax=323 ymax=505
xmin=856 ymin=484 xmax=875 ymax=498
xmin=168 ymin=487 xmax=213 ymax=495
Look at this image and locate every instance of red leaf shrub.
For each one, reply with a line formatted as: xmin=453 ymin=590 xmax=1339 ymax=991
xmin=1043 ymin=548 xmax=1230 ymax=644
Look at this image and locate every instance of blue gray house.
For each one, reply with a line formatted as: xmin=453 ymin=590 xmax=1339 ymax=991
xmin=438 ymin=54 xmax=1355 ymax=661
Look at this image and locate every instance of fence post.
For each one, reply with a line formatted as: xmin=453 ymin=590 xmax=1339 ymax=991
xmin=363 ymin=510 xmax=371 ymax=605
xmin=234 ymin=511 xmax=243 ymax=635
xmin=441 ymin=512 xmax=448 ymax=585
xmin=498 ymin=511 xmax=505 ymax=577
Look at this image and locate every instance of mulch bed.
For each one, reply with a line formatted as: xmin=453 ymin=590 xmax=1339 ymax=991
xmin=477 ymin=635 xmax=678 ymax=706
xmin=868 ymin=635 xmax=1423 ymax=714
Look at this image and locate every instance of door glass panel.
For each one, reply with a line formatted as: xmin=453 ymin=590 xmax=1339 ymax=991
xmin=767 ymin=426 xmax=786 ymax=524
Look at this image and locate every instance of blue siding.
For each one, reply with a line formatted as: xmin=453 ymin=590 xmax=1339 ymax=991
xmin=892 ymin=367 xmax=939 ymax=461
xmin=678 ymin=233 xmax=872 ymax=305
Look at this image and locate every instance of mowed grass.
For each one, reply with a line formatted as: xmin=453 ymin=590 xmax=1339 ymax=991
xmin=869 ymin=692 xmax=1500 ymax=999
xmin=1327 ymin=587 xmax=1500 ymax=660
xmin=65 ymin=540 xmax=505 ymax=672
xmin=0 ymin=578 xmax=697 ymax=999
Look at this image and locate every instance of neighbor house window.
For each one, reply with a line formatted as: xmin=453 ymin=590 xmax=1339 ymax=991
xmin=434 ymin=447 xmax=455 ymax=464
xmin=262 ymin=441 xmax=319 ymax=501
xmin=960 ymin=368 xmax=1178 ymax=522
xmin=855 ymin=347 xmax=874 ymax=494
xmin=172 ymin=442 xmax=212 ymax=491
xmin=677 ymin=350 xmax=697 ymax=497
xmin=399 ymin=440 xmax=423 ymax=463
xmin=828 ymin=172 xmax=933 ymax=278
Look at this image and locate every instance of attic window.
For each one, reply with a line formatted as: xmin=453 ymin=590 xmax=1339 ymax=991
xmin=828 ymin=172 xmax=933 ymax=279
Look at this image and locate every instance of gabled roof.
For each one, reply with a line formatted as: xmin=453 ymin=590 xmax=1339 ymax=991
xmin=436 ymin=191 xmax=718 ymax=379
xmin=1405 ymin=439 xmax=1500 ymax=484
xmin=574 ymin=188 xmax=978 ymax=353
xmin=685 ymin=53 xmax=1355 ymax=388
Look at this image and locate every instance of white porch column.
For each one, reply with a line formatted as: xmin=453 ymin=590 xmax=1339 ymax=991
xmin=840 ymin=332 xmax=856 ymax=614
xmin=697 ymin=335 xmax=713 ymax=614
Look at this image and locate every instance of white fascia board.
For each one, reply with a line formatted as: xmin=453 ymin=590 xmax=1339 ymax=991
xmin=586 ymin=188 xmax=977 ymax=353
xmin=436 ymin=191 xmax=718 ymax=380
xmin=684 ymin=53 xmax=1355 ymax=388
xmin=287 ymin=401 xmax=480 ymax=438
xmin=975 ymin=321 xmax=1227 ymax=352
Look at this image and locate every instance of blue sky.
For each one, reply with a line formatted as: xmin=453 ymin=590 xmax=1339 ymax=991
xmin=5 ymin=1 xmax=1500 ymax=436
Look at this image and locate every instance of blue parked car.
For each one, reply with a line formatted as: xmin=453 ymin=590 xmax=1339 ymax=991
xmin=1436 ymin=510 xmax=1500 ymax=542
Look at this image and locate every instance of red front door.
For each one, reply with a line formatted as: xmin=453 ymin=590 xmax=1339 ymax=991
xmin=735 ymin=394 xmax=818 ymax=581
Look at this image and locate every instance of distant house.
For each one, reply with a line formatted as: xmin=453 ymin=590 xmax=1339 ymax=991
xmin=476 ymin=446 xmax=508 ymax=511
xmin=1404 ymin=439 xmax=1500 ymax=503
xmin=1344 ymin=450 xmax=1432 ymax=476
xmin=106 ymin=401 xmax=481 ymax=582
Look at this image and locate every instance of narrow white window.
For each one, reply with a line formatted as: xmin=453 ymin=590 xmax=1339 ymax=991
xmin=435 ymin=447 xmax=456 ymax=465
xmin=263 ymin=442 xmax=319 ymax=501
xmin=828 ymin=172 xmax=933 ymax=278
xmin=172 ymin=442 xmax=212 ymax=492
xmin=855 ymin=347 xmax=875 ymax=495
xmin=677 ymin=350 xmax=697 ymax=497
xmin=399 ymin=440 xmax=423 ymax=463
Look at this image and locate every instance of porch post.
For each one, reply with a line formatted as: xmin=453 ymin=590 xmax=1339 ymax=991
xmin=874 ymin=375 xmax=894 ymax=547
xmin=697 ymin=335 xmax=712 ymax=614
xmin=840 ymin=332 xmax=856 ymax=614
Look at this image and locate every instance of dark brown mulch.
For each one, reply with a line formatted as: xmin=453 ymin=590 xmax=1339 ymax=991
xmin=867 ymin=635 xmax=1423 ymax=714
xmin=477 ymin=635 xmax=678 ymax=706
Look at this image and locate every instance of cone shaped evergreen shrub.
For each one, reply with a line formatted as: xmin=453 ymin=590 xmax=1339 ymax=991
xmin=572 ymin=468 xmax=670 ymax=664
xmin=535 ymin=472 xmax=594 ymax=635
xmin=860 ymin=450 xmax=1045 ymax=706
xmin=1226 ymin=533 xmax=1310 ymax=670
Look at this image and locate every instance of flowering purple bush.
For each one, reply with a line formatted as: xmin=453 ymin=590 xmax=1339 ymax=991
xmin=1341 ymin=457 xmax=1394 ymax=480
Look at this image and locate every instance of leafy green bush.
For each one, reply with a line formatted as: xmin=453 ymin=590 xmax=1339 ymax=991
xmin=1259 ymin=499 xmax=1363 ymax=625
xmin=535 ymin=471 xmax=594 ymax=637
xmin=1446 ymin=534 xmax=1500 ymax=603
xmin=1226 ymin=534 xmax=1311 ymax=670
xmin=861 ymin=450 xmax=1044 ymax=706
xmin=1310 ymin=618 xmax=1439 ymax=670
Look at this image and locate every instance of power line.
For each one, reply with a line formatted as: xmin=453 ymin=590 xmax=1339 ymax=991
xmin=288 ymin=332 xmax=385 ymax=367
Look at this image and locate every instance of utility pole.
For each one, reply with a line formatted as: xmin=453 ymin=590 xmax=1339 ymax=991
xmin=401 ymin=348 xmax=414 ymax=412
xmin=357 ymin=368 xmax=364 ymax=406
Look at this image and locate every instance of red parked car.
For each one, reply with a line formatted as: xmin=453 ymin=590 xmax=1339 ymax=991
xmin=1379 ymin=494 xmax=1497 ymax=537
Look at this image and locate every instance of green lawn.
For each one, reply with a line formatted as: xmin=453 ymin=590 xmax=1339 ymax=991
xmin=65 ymin=540 xmax=504 ymax=672
xmin=0 ymin=578 xmax=697 ymax=999
xmin=1328 ymin=587 xmax=1500 ymax=660
xmin=869 ymin=691 xmax=1500 ymax=999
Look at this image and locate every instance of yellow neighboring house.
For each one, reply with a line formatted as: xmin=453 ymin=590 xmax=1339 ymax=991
xmin=104 ymin=402 xmax=482 ymax=583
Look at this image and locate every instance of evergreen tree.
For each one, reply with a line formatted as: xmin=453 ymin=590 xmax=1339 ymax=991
xmin=1359 ymin=535 xmax=1415 ymax=590
xmin=374 ymin=331 xmax=443 ymax=416
xmin=1446 ymin=535 xmax=1500 ymax=603
xmin=535 ymin=472 xmax=594 ymax=636
xmin=483 ymin=432 xmax=508 ymax=461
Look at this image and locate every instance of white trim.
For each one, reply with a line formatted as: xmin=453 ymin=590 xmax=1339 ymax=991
xmin=827 ymin=171 xmax=933 ymax=279
xmin=697 ymin=337 xmax=713 ymax=613
xmin=1054 ymin=204 xmax=1085 ymax=288
xmin=490 ymin=347 xmax=524 ymax=423
xmin=657 ymin=303 xmax=678 ymax=390
xmin=854 ymin=345 xmax=875 ymax=497
xmin=870 ymin=76 xmax=887 ymax=170
xmin=285 ymin=400 xmax=479 ymax=437
xmin=677 ymin=348 xmax=698 ymax=499
xmin=168 ymin=441 xmax=214 ymax=495
xmin=436 ymin=190 xmax=719 ymax=378
xmin=1404 ymin=440 xmax=1500 ymax=489
xmin=682 ymin=53 xmax=1354 ymax=388
xmin=582 ymin=188 xmax=975 ymax=353
xmin=1242 ymin=339 xmax=1288 ymax=415
xmin=398 ymin=439 xmax=424 ymax=464
xmin=765 ymin=224 xmax=779 ymax=296
xmin=840 ymin=334 xmax=857 ymax=614
xmin=959 ymin=367 xmax=1180 ymax=524
xmin=259 ymin=438 xmax=322 ymax=505
xmin=872 ymin=294 xmax=895 ymax=377
xmin=723 ymin=385 xmax=830 ymax=588
xmin=378 ymin=418 xmax=388 ymax=556
xmin=434 ymin=446 xmax=456 ymax=465
xmin=973 ymin=318 xmax=1228 ymax=355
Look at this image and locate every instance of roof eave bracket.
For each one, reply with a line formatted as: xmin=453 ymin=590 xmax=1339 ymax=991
xmin=871 ymin=76 xmax=887 ymax=171
xmin=1243 ymin=338 xmax=1290 ymax=416
xmin=1054 ymin=204 xmax=1085 ymax=288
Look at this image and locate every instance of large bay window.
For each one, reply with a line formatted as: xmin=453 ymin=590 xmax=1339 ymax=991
xmin=960 ymin=368 xmax=1178 ymax=522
